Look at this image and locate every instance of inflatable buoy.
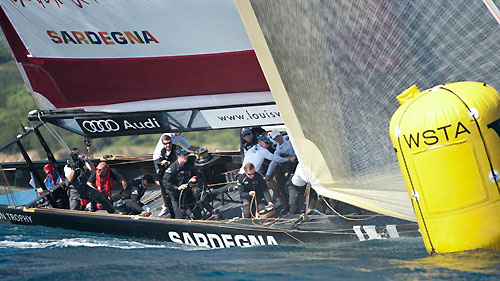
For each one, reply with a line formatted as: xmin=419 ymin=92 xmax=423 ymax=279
xmin=390 ymin=81 xmax=500 ymax=254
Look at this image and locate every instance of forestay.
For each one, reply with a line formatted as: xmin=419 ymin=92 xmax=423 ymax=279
xmin=236 ymin=0 xmax=500 ymax=221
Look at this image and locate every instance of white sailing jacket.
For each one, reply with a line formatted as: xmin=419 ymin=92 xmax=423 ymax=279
xmin=266 ymin=136 xmax=296 ymax=177
xmin=239 ymin=144 xmax=288 ymax=174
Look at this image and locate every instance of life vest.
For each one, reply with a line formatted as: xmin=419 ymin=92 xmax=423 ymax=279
xmin=95 ymin=164 xmax=113 ymax=198
xmin=44 ymin=163 xmax=66 ymax=191
xmin=43 ymin=163 xmax=57 ymax=186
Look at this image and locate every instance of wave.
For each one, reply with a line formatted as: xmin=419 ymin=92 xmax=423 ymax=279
xmin=0 ymin=237 xmax=174 ymax=249
xmin=0 ymin=236 xmax=218 ymax=251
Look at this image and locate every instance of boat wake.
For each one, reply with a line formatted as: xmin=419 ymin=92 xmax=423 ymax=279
xmin=0 ymin=236 xmax=175 ymax=249
xmin=0 ymin=224 xmax=218 ymax=250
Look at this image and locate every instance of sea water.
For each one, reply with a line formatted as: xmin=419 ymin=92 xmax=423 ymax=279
xmin=1 ymin=224 xmax=500 ymax=280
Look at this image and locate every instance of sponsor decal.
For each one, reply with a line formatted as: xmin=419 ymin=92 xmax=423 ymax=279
xmin=77 ymin=116 xmax=163 ymax=136
xmin=0 ymin=212 xmax=33 ymax=224
xmin=4 ymin=0 xmax=252 ymax=59
xmin=402 ymin=122 xmax=471 ymax=149
xmin=168 ymin=231 xmax=278 ymax=248
xmin=47 ymin=30 xmax=159 ymax=45
xmin=353 ymin=225 xmax=399 ymax=241
xmin=201 ymin=105 xmax=283 ymax=129
xmin=81 ymin=119 xmax=120 ymax=133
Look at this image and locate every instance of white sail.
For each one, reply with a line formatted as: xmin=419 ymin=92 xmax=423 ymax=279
xmin=0 ymin=0 xmax=282 ymax=135
xmin=0 ymin=0 xmax=270 ymax=110
xmin=236 ymin=0 xmax=500 ymax=221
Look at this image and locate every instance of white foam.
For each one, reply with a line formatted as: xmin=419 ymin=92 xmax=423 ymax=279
xmin=0 ymin=237 xmax=172 ymax=249
xmin=0 ymin=240 xmax=52 ymax=249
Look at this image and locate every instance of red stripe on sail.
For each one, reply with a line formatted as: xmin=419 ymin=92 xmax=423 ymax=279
xmin=23 ymin=51 xmax=269 ymax=108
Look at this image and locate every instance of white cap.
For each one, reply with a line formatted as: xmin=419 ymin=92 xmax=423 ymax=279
xmin=270 ymin=129 xmax=281 ymax=139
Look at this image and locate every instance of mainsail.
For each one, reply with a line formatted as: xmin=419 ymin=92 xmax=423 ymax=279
xmin=0 ymin=0 xmax=282 ymax=137
xmin=236 ymin=0 xmax=500 ymax=221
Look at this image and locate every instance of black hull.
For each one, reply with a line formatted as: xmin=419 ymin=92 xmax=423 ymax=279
xmin=0 ymin=204 xmax=420 ymax=248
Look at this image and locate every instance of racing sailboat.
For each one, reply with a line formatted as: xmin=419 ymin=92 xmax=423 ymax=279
xmin=0 ymin=0 xmax=421 ymax=248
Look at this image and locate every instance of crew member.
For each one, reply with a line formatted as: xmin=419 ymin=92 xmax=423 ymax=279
xmin=287 ymin=163 xmax=317 ymax=215
xmin=153 ymin=134 xmax=178 ymax=217
xmin=71 ymin=147 xmax=95 ymax=171
xmin=153 ymin=132 xmax=200 ymax=160
xmin=37 ymin=163 xmax=69 ymax=209
xmin=239 ymin=127 xmax=265 ymax=159
xmin=162 ymin=148 xmax=201 ymax=219
xmin=237 ymin=162 xmax=273 ymax=218
xmin=115 ymin=175 xmax=154 ymax=216
xmin=266 ymin=130 xmax=298 ymax=213
xmin=38 ymin=163 xmax=60 ymax=193
xmin=87 ymin=161 xmax=127 ymax=204
xmin=239 ymin=136 xmax=293 ymax=183
xmin=64 ymin=152 xmax=114 ymax=213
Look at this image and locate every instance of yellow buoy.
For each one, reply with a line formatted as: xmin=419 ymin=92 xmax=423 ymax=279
xmin=389 ymin=81 xmax=500 ymax=254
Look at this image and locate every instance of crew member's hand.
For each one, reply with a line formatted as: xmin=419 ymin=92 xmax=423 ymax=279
xmin=249 ymin=191 xmax=256 ymax=197
xmin=189 ymin=176 xmax=197 ymax=183
xmin=140 ymin=211 xmax=151 ymax=217
xmin=161 ymin=160 xmax=168 ymax=166
xmin=178 ymin=184 xmax=188 ymax=190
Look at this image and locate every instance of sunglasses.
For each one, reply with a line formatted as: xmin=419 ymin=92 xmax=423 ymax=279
xmin=163 ymin=142 xmax=172 ymax=145
xmin=246 ymin=172 xmax=255 ymax=176
xmin=97 ymin=168 xmax=106 ymax=171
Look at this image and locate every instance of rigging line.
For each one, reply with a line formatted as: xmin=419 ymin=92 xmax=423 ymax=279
xmin=321 ymin=197 xmax=379 ymax=221
xmin=11 ymin=168 xmax=19 ymax=206
xmin=220 ymin=169 xmax=240 ymax=175
xmin=483 ymin=0 xmax=500 ymax=25
xmin=395 ymin=91 xmax=436 ymax=254
xmin=0 ymin=165 xmax=10 ymax=205
xmin=210 ymin=153 xmax=240 ymax=157
xmin=6 ymin=169 xmax=16 ymax=205
xmin=250 ymin=193 xmax=257 ymax=218
xmin=261 ymin=216 xmax=282 ymax=227
xmin=0 ymin=164 xmax=17 ymax=206
xmin=441 ymin=86 xmax=500 ymax=195
xmin=304 ymin=183 xmax=311 ymax=220
xmin=37 ymin=113 xmax=70 ymax=152
xmin=206 ymin=146 xmax=240 ymax=151
xmin=13 ymin=168 xmax=18 ymax=189
xmin=282 ymin=230 xmax=303 ymax=243
xmin=397 ymin=134 xmax=436 ymax=254
xmin=109 ymin=159 xmax=154 ymax=166
xmin=207 ymin=181 xmax=236 ymax=188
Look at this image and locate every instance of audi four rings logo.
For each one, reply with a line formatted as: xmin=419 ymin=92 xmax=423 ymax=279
xmin=82 ymin=119 xmax=120 ymax=133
